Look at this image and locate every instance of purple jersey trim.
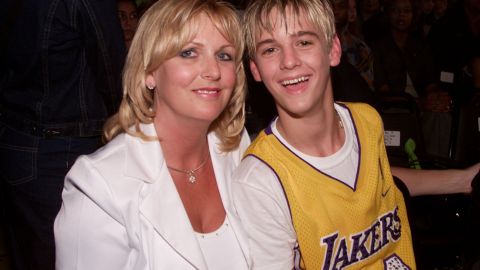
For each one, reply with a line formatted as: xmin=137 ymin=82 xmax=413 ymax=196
xmin=262 ymin=103 xmax=362 ymax=191
xmin=244 ymin=153 xmax=294 ymax=219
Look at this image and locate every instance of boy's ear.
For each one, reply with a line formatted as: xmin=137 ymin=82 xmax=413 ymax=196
xmin=329 ymin=35 xmax=342 ymax=67
xmin=249 ymin=60 xmax=263 ymax=82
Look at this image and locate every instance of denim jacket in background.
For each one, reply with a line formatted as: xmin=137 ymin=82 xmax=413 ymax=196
xmin=0 ymin=0 xmax=126 ymax=137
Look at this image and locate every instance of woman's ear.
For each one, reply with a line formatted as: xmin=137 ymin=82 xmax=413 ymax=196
xmin=145 ymin=73 xmax=156 ymax=89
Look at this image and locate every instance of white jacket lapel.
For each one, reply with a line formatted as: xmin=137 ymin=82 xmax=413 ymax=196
xmin=124 ymin=123 xmax=207 ymax=269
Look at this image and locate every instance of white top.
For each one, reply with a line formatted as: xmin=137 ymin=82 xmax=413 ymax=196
xmin=195 ymin=216 xmax=248 ymax=270
xmin=232 ymin=104 xmax=359 ymax=270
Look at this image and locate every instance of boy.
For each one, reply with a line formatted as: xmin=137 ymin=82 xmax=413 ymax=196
xmin=232 ymin=0 xmax=416 ymax=269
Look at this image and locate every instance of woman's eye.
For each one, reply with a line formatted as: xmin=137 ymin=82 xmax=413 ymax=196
xmin=218 ymin=52 xmax=233 ymax=61
xmin=179 ymin=49 xmax=196 ymax=58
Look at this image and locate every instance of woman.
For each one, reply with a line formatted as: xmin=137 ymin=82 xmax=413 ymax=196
xmin=54 ymin=0 xmax=251 ymax=269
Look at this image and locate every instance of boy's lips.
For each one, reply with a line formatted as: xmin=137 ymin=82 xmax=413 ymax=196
xmin=280 ymin=75 xmax=310 ymax=93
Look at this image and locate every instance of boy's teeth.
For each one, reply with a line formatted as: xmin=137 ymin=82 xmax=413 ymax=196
xmin=282 ymin=76 xmax=308 ymax=86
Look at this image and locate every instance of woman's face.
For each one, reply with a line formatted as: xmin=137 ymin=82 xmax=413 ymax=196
xmin=117 ymin=0 xmax=139 ymax=47
xmin=146 ymin=14 xmax=237 ymax=126
xmin=389 ymin=0 xmax=413 ymax=31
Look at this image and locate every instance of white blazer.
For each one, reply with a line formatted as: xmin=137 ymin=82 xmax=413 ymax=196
xmin=54 ymin=123 xmax=252 ymax=270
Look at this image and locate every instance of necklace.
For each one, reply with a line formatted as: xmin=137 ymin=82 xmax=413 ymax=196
xmin=167 ymin=152 xmax=209 ymax=184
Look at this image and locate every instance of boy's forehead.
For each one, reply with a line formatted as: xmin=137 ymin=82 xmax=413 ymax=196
xmin=255 ymin=8 xmax=318 ymax=39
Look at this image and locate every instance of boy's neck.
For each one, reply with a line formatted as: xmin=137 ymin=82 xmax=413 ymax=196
xmin=275 ymin=104 xmax=345 ymax=157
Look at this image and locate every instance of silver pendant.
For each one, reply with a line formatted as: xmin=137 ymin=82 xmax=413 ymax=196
xmin=188 ymin=172 xmax=196 ymax=184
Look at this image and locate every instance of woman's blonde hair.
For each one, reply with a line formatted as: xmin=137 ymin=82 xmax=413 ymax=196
xmin=104 ymin=0 xmax=246 ymax=152
xmin=244 ymin=0 xmax=336 ymax=60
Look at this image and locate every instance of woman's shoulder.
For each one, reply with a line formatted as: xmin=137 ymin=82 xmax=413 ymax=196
xmin=86 ymin=133 xmax=128 ymax=164
xmin=67 ymin=133 xmax=129 ymax=184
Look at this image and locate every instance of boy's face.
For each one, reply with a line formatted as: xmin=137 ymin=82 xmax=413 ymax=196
xmin=249 ymin=8 xmax=341 ymax=118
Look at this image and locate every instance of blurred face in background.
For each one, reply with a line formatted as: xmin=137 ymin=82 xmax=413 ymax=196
xmin=432 ymin=0 xmax=447 ymax=17
xmin=421 ymin=0 xmax=434 ymax=15
xmin=332 ymin=0 xmax=350 ymax=29
xmin=389 ymin=0 xmax=413 ymax=32
xmin=118 ymin=0 xmax=139 ymax=49
xmin=360 ymin=0 xmax=381 ymax=17
xmin=348 ymin=0 xmax=358 ymax=22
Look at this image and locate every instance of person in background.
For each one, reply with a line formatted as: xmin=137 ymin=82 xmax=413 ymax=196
xmin=332 ymin=0 xmax=375 ymax=90
xmin=427 ymin=0 xmax=480 ymax=96
xmin=357 ymin=0 xmax=389 ymax=44
xmin=371 ymin=0 xmax=455 ymax=158
xmin=0 ymin=0 xmax=125 ymax=269
xmin=54 ymin=0 xmax=251 ymax=269
xmin=416 ymin=0 xmax=448 ymax=39
xmin=117 ymin=0 xmax=139 ymax=50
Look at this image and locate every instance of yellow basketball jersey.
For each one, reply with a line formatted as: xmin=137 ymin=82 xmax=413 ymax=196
xmin=244 ymin=103 xmax=416 ymax=270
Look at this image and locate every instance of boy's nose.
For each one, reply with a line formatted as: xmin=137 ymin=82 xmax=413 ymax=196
xmin=280 ymin=48 xmax=301 ymax=70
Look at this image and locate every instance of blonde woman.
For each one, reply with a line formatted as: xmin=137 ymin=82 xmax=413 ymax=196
xmin=54 ymin=0 xmax=251 ymax=269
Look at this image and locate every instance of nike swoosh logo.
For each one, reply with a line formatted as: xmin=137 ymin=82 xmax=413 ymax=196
xmin=382 ymin=186 xmax=391 ymax=197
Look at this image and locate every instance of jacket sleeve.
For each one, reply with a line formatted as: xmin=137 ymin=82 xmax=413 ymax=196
xmin=54 ymin=156 xmax=136 ymax=270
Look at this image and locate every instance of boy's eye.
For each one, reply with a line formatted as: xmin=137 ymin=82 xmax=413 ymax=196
xmin=298 ymin=40 xmax=312 ymax=47
xmin=261 ymin=47 xmax=276 ymax=55
xmin=179 ymin=49 xmax=196 ymax=58
xmin=218 ymin=52 xmax=233 ymax=61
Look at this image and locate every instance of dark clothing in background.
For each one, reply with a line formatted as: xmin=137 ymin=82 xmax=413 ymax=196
xmin=427 ymin=0 xmax=480 ymax=96
xmin=0 ymin=0 xmax=125 ymax=269
xmin=371 ymin=34 xmax=437 ymax=97
xmin=0 ymin=0 xmax=125 ymax=127
xmin=332 ymin=55 xmax=379 ymax=108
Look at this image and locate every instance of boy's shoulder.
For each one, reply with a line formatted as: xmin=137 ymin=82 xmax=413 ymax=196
xmin=338 ymin=101 xmax=376 ymax=114
xmin=338 ymin=102 xmax=382 ymax=127
xmin=244 ymin=127 xmax=276 ymax=157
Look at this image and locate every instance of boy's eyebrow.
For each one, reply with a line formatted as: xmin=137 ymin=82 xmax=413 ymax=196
xmin=296 ymin=31 xmax=320 ymax=39
xmin=256 ymin=38 xmax=276 ymax=48
xmin=255 ymin=30 xmax=320 ymax=48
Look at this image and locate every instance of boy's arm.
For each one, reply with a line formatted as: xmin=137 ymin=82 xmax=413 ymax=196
xmin=232 ymin=157 xmax=297 ymax=270
xmin=391 ymin=163 xmax=480 ymax=196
